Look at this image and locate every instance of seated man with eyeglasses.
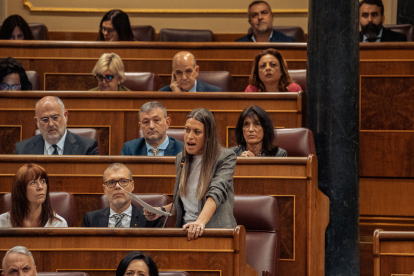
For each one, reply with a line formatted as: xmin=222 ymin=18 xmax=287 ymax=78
xmin=82 ymin=163 xmax=162 ymax=227
xmin=89 ymin=53 xmax=131 ymax=91
xmin=14 ymin=96 xmax=99 ymax=155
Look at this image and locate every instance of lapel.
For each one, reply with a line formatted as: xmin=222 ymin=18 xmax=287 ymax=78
xmin=136 ymin=139 xmax=148 ymax=155
xmin=63 ymin=131 xmax=79 ymax=154
xmin=130 ymin=204 xmax=139 ymax=227
xmin=30 ymin=135 xmax=45 ymax=154
xmin=164 ymin=137 xmax=174 ymax=156
xmin=196 ymin=81 xmax=206 ymax=92
xmin=98 ymin=207 xmax=110 ymax=227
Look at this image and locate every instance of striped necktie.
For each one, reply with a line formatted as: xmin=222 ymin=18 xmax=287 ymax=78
xmin=114 ymin=213 xmax=125 ymax=227
xmin=151 ymin=148 xmax=160 ymax=156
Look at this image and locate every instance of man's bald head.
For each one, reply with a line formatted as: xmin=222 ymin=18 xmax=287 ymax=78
xmin=171 ymin=51 xmax=199 ymax=92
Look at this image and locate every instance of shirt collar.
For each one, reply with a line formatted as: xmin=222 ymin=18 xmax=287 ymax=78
xmin=189 ymin=80 xmax=197 ymax=92
xmin=110 ymin=204 xmax=132 ymax=217
xmin=363 ymin=27 xmax=383 ymax=42
xmin=146 ymin=135 xmax=169 ymax=155
xmin=252 ymin=31 xmax=273 ymax=42
xmin=44 ymin=129 xmax=67 ymax=155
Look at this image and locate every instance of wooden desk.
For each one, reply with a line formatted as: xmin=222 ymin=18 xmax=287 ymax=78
xmin=0 ymin=155 xmax=328 ymax=276
xmin=0 ymin=91 xmax=304 ymax=155
xmin=373 ymin=229 xmax=414 ymax=276
xmin=0 ymin=227 xmax=256 ymax=276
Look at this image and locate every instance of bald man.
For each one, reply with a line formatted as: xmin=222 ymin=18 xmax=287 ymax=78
xmin=14 ymin=96 xmax=99 ymax=155
xmin=158 ymin=51 xmax=221 ymax=92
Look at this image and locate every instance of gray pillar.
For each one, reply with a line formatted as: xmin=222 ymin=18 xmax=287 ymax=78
xmin=306 ymin=0 xmax=360 ymax=275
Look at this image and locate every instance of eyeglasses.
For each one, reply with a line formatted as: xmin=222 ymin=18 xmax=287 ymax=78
xmin=28 ymin=178 xmax=47 ymax=187
xmin=95 ymin=74 xmax=115 ymax=82
xmin=0 ymin=83 xmax=21 ymax=91
xmin=100 ymin=27 xmax=115 ymax=34
xmin=103 ymin=178 xmax=132 ymax=188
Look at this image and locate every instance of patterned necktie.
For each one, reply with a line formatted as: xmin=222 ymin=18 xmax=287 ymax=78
xmin=151 ymin=148 xmax=160 ymax=156
xmin=114 ymin=213 xmax=125 ymax=227
xmin=52 ymin=145 xmax=59 ymax=155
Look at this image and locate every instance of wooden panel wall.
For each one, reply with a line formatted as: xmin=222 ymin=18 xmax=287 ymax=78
xmin=0 ymin=155 xmax=328 ymax=276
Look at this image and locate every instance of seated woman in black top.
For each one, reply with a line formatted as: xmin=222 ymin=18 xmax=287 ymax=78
xmin=0 ymin=15 xmax=34 ymax=40
xmin=0 ymin=57 xmax=32 ymax=91
xmin=98 ymin=10 xmax=135 ymax=41
xmin=230 ymin=105 xmax=287 ymax=157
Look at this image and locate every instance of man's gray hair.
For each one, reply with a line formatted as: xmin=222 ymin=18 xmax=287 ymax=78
xmin=248 ymin=0 xmax=272 ymax=17
xmin=2 ymin=246 xmax=35 ymax=270
xmin=138 ymin=101 xmax=167 ymax=120
xmin=35 ymin=96 xmax=65 ymax=116
xmin=103 ymin=163 xmax=133 ymax=182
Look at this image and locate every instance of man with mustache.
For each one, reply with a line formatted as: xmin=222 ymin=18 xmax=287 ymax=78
xmin=121 ymin=101 xmax=183 ymax=156
xmin=14 ymin=96 xmax=99 ymax=155
xmin=235 ymin=0 xmax=295 ymax=42
xmin=82 ymin=163 xmax=162 ymax=227
xmin=359 ymin=0 xmax=407 ymax=42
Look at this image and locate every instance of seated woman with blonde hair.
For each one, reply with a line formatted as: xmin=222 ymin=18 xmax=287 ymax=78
xmin=0 ymin=163 xmax=67 ymax=227
xmin=90 ymin=53 xmax=130 ymax=91
xmin=245 ymin=48 xmax=301 ymax=92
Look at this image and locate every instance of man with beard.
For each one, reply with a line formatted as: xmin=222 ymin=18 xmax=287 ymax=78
xmin=359 ymin=0 xmax=407 ymax=42
xmin=82 ymin=163 xmax=162 ymax=227
xmin=235 ymin=1 xmax=295 ymax=42
xmin=14 ymin=96 xmax=99 ymax=155
xmin=121 ymin=101 xmax=183 ymax=156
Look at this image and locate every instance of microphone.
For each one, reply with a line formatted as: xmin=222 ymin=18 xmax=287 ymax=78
xmin=162 ymin=155 xmax=185 ymax=228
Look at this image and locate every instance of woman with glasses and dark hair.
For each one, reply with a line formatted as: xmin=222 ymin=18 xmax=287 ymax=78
xmin=98 ymin=10 xmax=135 ymax=41
xmin=0 ymin=57 xmax=32 ymax=91
xmin=231 ymin=105 xmax=287 ymax=157
xmin=246 ymin=48 xmax=301 ymax=92
xmin=0 ymin=14 xmax=34 ymax=40
xmin=116 ymin=251 xmax=159 ymax=276
xmin=90 ymin=53 xmax=130 ymax=91
xmin=145 ymin=108 xmax=237 ymax=240
xmin=0 ymin=163 xmax=67 ymax=227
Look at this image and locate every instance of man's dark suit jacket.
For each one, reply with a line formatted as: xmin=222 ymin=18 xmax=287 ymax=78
xmin=359 ymin=27 xmax=407 ymax=42
xmin=235 ymin=29 xmax=295 ymax=42
xmin=158 ymin=81 xmax=222 ymax=92
xmin=121 ymin=137 xmax=183 ymax=156
xmin=14 ymin=130 xmax=99 ymax=155
xmin=82 ymin=204 xmax=162 ymax=227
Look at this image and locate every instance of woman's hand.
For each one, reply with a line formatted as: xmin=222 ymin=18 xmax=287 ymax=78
xmin=183 ymin=221 xmax=205 ymax=241
xmin=240 ymin=150 xmax=255 ymax=157
xmin=143 ymin=207 xmax=162 ymax=221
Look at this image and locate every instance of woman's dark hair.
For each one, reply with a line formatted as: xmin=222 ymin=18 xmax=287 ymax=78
xmin=0 ymin=15 xmax=34 ymax=40
xmin=235 ymin=105 xmax=279 ymax=155
xmin=249 ymin=48 xmax=293 ymax=92
xmin=179 ymin=108 xmax=221 ymax=200
xmin=116 ymin=251 xmax=159 ymax=276
xmin=10 ymin=163 xmax=55 ymax=227
xmin=0 ymin=57 xmax=32 ymax=90
xmin=98 ymin=10 xmax=135 ymax=41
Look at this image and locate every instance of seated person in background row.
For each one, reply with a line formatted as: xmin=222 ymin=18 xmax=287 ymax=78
xmin=158 ymin=51 xmax=222 ymax=92
xmin=97 ymin=9 xmax=135 ymax=41
xmin=121 ymin=101 xmax=184 ymax=156
xmin=0 ymin=163 xmax=68 ymax=227
xmin=245 ymin=48 xmax=302 ymax=92
xmin=14 ymin=96 xmax=99 ymax=155
xmin=2 ymin=246 xmax=37 ymax=276
xmin=359 ymin=0 xmax=407 ymax=42
xmin=82 ymin=163 xmax=162 ymax=227
xmin=235 ymin=0 xmax=295 ymax=42
xmin=230 ymin=105 xmax=287 ymax=157
xmin=0 ymin=57 xmax=32 ymax=91
xmin=116 ymin=251 xmax=159 ymax=276
xmin=0 ymin=14 xmax=34 ymax=40
xmin=90 ymin=53 xmax=130 ymax=91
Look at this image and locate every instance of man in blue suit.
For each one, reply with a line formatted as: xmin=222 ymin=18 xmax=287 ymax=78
xmin=158 ymin=51 xmax=221 ymax=92
xmin=121 ymin=101 xmax=183 ymax=156
xmin=235 ymin=1 xmax=295 ymax=43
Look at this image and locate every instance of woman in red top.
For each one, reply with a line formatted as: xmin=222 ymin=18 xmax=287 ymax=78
xmin=245 ymin=48 xmax=301 ymax=92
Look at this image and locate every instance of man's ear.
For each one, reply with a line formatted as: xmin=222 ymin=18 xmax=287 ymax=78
xmin=166 ymin=117 xmax=171 ymax=128
xmin=63 ymin=110 xmax=69 ymax=123
xmin=130 ymin=180 xmax=134 ymax=191
xmin=381 ymin=14 xmax=385 ymax=24
xmin=34 ymin=116 xmax=38 ymax=125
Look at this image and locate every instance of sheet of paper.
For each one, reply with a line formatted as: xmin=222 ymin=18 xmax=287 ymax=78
xmin=120 ymin=186 xmax=171 ymax=216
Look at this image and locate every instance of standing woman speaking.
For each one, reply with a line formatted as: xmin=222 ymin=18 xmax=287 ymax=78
xmin=145 ymin=108 xmax=237 ymax=240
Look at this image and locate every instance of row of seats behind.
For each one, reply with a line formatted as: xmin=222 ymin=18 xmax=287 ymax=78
xmin=0 ymin=193 xmax=281 ymax=276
